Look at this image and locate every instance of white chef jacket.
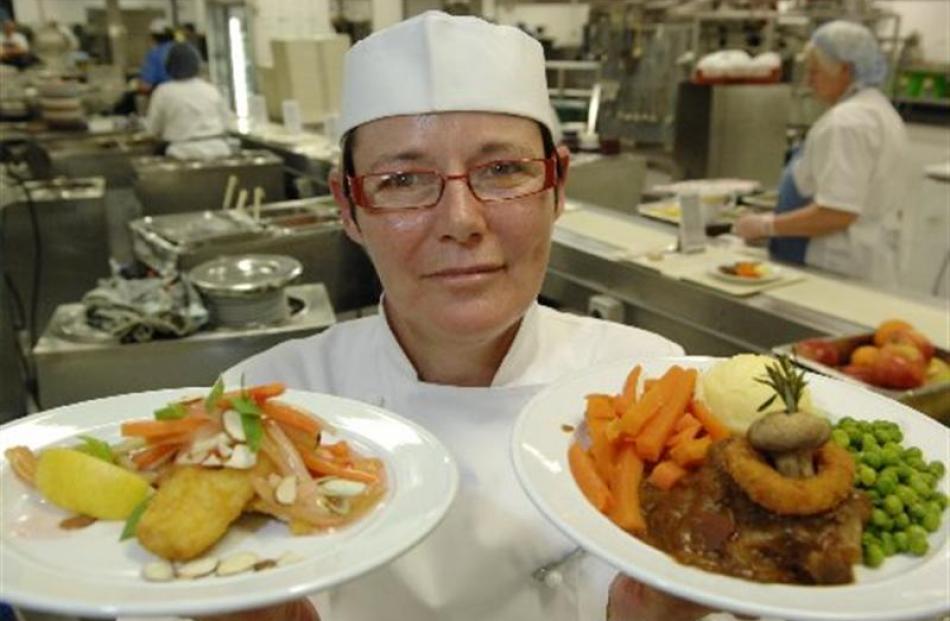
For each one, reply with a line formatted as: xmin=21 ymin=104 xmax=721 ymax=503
xmin=793 ymin=87 xmax=910 ymax=287
xmin=0 ymin=31 xmax=29 ymax=52
xmin=216 ymin=301 xmax=682 ymax=621
xmin=146 ymin=78 xmax=233 ymax=161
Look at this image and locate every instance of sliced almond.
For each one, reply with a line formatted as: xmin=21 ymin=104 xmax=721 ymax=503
xmin=254 ymin=559 xmax=278 ymax=572
xmin=267 ymin=473 xmax=283 ymax=488
xmin=224 ymin=444 xmax=257 ymax=469
xmin=202 ymin=454 xmax=223 ymax=467
xmin=177 ymin=556 xmax=218 ymax=579
xmin=223 ymin=410 xmax=246 ymax=442
xmin=276 ymin=551 xmax=304 ymax=567
xmin=175 ymin=448 xmax=208 ymax=465
xmin=317 ymin=478 xmax=367 ymax=497
xmin=326 ymin=496 xmax=351 ymax=516
xmin=216 ymin=551 xmax=259 ymax=577
xmin=275 ymin=475 xmax=297 ymax=505
xmin=143 ymin=560 xmax=175 ymax=582
xmin=191 ymin=432 xmax=227 ymax=455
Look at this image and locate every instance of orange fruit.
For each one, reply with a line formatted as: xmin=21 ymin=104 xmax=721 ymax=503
xmin=850 ymin=345 xmax=880 ymax=367
xmin=874 ymin=319 xmax=914 ymax=347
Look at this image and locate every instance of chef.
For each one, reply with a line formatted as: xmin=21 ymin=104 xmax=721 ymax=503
xmin=145 ymin=42 xmax=233 ymax=161
xmin=733 ymin=21 xmax=911 ymax=288
xmin=184 ymin=10 xmax=694 ymax=621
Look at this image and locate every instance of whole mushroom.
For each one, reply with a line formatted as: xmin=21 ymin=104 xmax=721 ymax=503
xmin=746 ymin=355 xmax=831 ymax=478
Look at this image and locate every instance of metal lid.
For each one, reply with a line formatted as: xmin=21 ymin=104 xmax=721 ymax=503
xmin=188 ymin=254 xmax=302 ymax=297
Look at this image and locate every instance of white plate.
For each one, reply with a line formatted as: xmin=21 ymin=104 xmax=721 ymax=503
xmin=710 ymin=263 xmax=783 ymax=284
xmin=0 ymin=388 xmax=458 ymax=618
xmin=512 ymin=356 xmax=950 ymax=621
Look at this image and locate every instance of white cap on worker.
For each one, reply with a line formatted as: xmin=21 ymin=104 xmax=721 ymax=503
xmin=339 ymin=11 xmax=556 ymax=139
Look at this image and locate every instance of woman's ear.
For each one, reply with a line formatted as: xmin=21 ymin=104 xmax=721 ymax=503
xmin=329 ymin=167 xmax=364 ymax=246
xmin=554 ymin=144 xmax=571 ymax=219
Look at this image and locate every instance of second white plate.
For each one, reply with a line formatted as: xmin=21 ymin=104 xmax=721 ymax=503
xmin=0 ymin=388 xmax=458 ymax=618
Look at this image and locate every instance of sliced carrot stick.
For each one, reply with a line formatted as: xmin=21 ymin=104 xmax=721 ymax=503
xmin=585 ymin=394 xmax=617 ymax=420
xmin=647 ymin=460 xmax=688 ymax=490
xmin=300 ymin=451 xmax=378 ymax=484
xmin=642 ymin=378 xmax=658 ymax=393
xmin=120 ymin=415 xmax=210 ymax=438
xmin=689 ymin=399 xmax=731 ymax=441
xmin=608 ymin=445 xmax=646 ymax=533
xmin=218 ymin=382 xmax=287 ymax=408
xmin=614 ymin=365 xmax=642 ymax=416
xmin=674 ymin=413 xmax=700 ymax=432
xmin=132 ymin=443 xmax=179 ymax=470
xmin=635 ymin=368 xmax=697 ymax=462
xmin=668 ymin=435 xmax=712 ymax=468
xmin=325 ymin=440 xmax=351 ymax=461
xmin=261 ymin=400 xmax=323 ymax=438
xmin=568 ymin=441 xmax=613 ymax=513
xmin=665 ymin=423 xmax=702 ymax=448
xmin=609 ymin=368 xmax=679 ymax=442
xmin=589 ymin=420 xmax=618 ymax=483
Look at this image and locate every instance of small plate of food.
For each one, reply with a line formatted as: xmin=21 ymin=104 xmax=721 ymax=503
xmin=0 ymin=381 xmax=457 ymax=618
xmin=512 ymin=354 xmax=949 ymax=621
xmin=711 ymin=260 xmax=783 ymax=284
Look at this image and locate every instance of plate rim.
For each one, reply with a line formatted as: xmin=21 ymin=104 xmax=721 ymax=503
xmin=511 ymin=355 xmax=950 ymax=621
xmin=0 ymin=387 xmax=460 ymax=618
xmin=709 ymin=262 xmax=783 ymax=284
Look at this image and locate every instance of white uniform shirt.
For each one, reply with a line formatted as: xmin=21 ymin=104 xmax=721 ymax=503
xmin=146 ymin=78 xmax=233 ymax=161
xmin=793 ymin=87 xmax=910 ymax=287
xmin=220 ymin=302 xmax=682 ymax=621
xmin=0 ymin=31 xmax=29 ymax=52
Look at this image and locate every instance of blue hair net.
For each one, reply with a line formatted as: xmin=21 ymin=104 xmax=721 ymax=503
xmin=810 ymin=21 xmax=887 ymax=87
xmin=165 ymin=42 xmax=201 ymax=80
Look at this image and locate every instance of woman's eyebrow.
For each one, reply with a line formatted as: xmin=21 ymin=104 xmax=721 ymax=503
xmin=476 ymin=142 xmax=536 ymax=158
xmin=367 ymin=150 xmax=427 ymax=171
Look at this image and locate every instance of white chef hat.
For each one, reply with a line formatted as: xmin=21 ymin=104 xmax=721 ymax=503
xmin=339 ymin=11 xmax=556 ymax=140
xmin=149 ymin=18 xmax=171 ymax=35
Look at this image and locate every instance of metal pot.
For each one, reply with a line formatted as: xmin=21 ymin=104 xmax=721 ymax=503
xmin=188 ymin=254 xmax=302 ymax=328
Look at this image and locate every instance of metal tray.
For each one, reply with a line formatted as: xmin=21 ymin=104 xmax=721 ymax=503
xmin=773 ymin=333 xmax=950 ymax=425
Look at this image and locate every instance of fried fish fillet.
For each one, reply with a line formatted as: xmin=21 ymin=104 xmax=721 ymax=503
xmin=136 ymin=466 xmax=255 ymax=561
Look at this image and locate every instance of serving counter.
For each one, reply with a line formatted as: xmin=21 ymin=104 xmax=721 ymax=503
xmin=543 ymin=201 xmax=949 ymax=420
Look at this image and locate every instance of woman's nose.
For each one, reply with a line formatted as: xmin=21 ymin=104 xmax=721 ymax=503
xmin=436 ymin=176 xmax=489 ymax=242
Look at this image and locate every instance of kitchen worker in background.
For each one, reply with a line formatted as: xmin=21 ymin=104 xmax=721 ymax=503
xmin=0 ymin=19 xmax=31 ymax=67
xmin=146 ymin=42 xmax=233 ymax=160
xmin=147 ymin=11 xmax=730 ymax=621
xmin=138 ymin=19 xmax=174 ymax=95
xmin=733 ymin=20 xmax=910 ymax=288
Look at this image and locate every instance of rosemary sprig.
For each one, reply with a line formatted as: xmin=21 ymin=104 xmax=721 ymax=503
xmin=755 ymin=355 xmax=807 ymax=413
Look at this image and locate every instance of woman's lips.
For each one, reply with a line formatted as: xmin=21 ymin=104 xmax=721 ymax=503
xmin=425 ymin=264 xmax=505 ymax=279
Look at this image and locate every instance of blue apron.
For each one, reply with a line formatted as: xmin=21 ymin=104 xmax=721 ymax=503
xmin=768 ymin=146 xmax=811 ymax=265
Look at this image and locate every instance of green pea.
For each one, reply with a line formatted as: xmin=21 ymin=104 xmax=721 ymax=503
xmin=838 ymin=416 xmax=856 ymax=426
xmin=864 ymin=543 xmax=886 ymax=568
xmin=874 ymin=428 xmax=892 ymax=445
xmin=908 ymin=524 xmax=928 ymax=538
xmin=867 ymin=488 xmax=882 ymax=502
xmin=921 ymin=511 xmax=942 ymax=533
xmin=903 ymin=447 xmax=923 ymax=460
xmin=908 ymin=456 xmax=929 ymax=472
xmin=932 ymin=492 xmax=947 ymax=510
xmin=880 ymin=446 xmax=901 ymax=467
xmin=897 ymin=465 xmax=915 ymax=482
xmin=862 ymin=433 xmax=880 ymax=451
xmin=894 ymin=531 xmax=910 ymax=553
xmin=927 ymin=461 xmax=946 ymax=479
xmin=918 ymin=473 xmax=936 ymax=490
xmin=862 ymin=450 xmax=883 ymax=470
xmin=875 ymin=471 xmax=898 ymax=495
xmin=883 ymin=494 xmax=904 ymax=515
xmin=909 ymin=502 xmax=928 ymax=520
xmin=894 ymin=513 xmax=911 ymax=529
xmin=907 ymin=531 xmax=929 ymax=556
xmin=871 ymin=508 xmax=893 ymax=530
xmin=861 ymin=531 xmax=879 ymax=548
xmin=849 ymin=428 xmax=865 ymax=446
xmin=880 ymin=531 xmax=897 ymax=556
xmin=909 ymin=476 xmax=931 ymax=497
xmin=896 ymin=485 xmax=919 ymax=505
xmin=859 ymin=464 xmax=878 ymax=486
xmin=831 ymin=429 xmax=850 ymax=448
xmin=888 ymin=428 xmax=904 ymax=443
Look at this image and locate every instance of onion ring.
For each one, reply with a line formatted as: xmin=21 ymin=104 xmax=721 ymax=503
xmin=722 ymin=437 xmax=855 ymax=516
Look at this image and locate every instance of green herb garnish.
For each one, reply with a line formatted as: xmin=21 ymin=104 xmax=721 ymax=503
xmin=154 ymin=402 xmax=187 ymax=420
xmin=205 ymin=376 xmax=225 ymax=412
xmin=231 ymin=395 xmax=263 ymax=452
xmin=120 ymin=496 xmax=151 ymax=541
xmin=75 ymin=435 xmax=115 ymax=463
xmin=755 ymin=355 xmax=807 ymax=413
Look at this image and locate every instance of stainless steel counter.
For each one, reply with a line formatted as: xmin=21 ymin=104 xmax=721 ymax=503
xmin=32 ymin=283 xmax=335 ymax=409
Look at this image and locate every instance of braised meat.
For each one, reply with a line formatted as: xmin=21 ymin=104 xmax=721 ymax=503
xmin=639 ymin=439 xmax=871 ymax=585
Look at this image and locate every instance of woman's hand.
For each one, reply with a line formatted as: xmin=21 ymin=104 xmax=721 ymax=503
xmin=196 ymin=599 xmax=319 ymax=621
xmin=732 ymin=213 xmax=775 ymax=241
xmin=607 ymin=574 xmax=711 ymax=621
